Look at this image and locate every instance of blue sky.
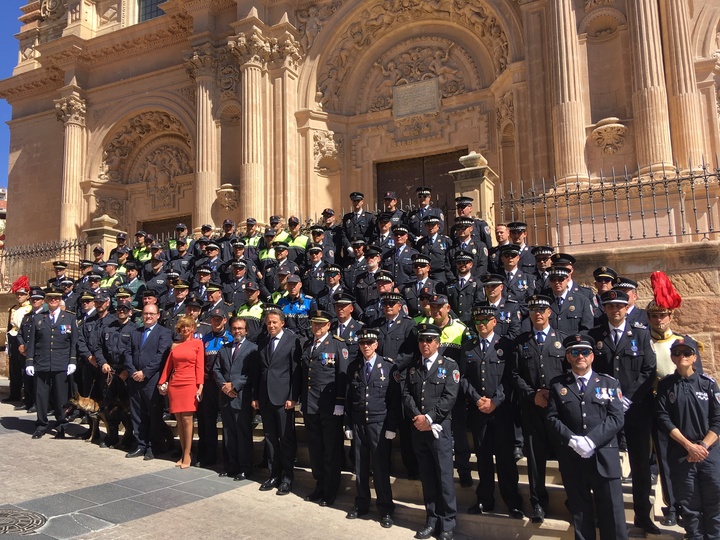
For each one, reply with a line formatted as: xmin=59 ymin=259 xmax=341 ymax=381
xmin=0 ymin=1 xmax=27 ymax=189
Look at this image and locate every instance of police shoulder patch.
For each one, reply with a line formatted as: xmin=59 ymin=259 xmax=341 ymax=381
xmin=452 ymin=369 xmax=460 ymax=383
xmin=342 ymin=348 xmax=348 ymax=359
xmin=393 ymin=370 xmax=402 ymax=383
xmin=385 ymin=356 xmax=394 ymax=363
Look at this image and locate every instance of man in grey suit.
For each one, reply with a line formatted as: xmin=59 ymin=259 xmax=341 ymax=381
xmin=123 ymin=303 xmax=172 ymax=460
xmin=214 ymin=317 xmax=260 ymax=481
xmin=252 ymin=307 xmax=302 ymax=495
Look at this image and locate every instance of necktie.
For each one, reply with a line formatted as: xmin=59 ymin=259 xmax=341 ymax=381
xmin=365 ymin=361 xmax=372 ymax=380
xmin=506 ymin=272 xmax=512 ymax=282
xmin=270 ymin=337 xmax=277 ymax=355
xmin=338 ymin=323 xmax=345 ymax=336
xmin=578 ymin=377 xmax=587 ymax=395
xmin=481 ymin=339 xmax=488 ymax=353
xmin=425 ymin=358 xmax=433 ymax=372
xmin=556 ymin=296 xmax=563 ymax=307
xmin=613 ymin=328 xmax=621 ymax=345
xmin=387 ymin=319 xmax=393 ymax=331
xmin=51 ymin=313 xmax=57 ymax=325
xmin=535 ymin=331 xmax=545 ymax=344
xmin=459 ymin=277 xmax=466 ymax=289
xmin=141 ymin=328 xmax=151 ymax=347
xmin=461 ymin=242 xmax=467 ymax=250
xmin=396 ymin=247 xmax=401 ymax=257
xmin=232 ymin=343 xmax=241 ymax=362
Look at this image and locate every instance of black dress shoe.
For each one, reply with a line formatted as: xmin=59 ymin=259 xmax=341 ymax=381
xmin=27 ymin=405 xmax=36 ymax=413
xmin=54 ymin=427 xmax=65 ymax=439
xmin=14 ymin=404 xmax=27 ymax=411
xmin=633 ymin=519 xmax=661 ymax=535
xmin=509 ymin=508 xmax=525 ymax=520
xmin=319 ymin=499 xmax=334 ymax=507
xmin=31 ymin=429 xmax=44 ymax=439
xmin=304 ymin=490 xmax=322 ymax=502
xmin=233 ymin=472 xmax=248 ymax=481
xmin=219 ymin=470 xmax=240 ymax=477
xmin=459 ymin=472 xmax=473 ymax=488
xmin=259 ymin=477 xmax=279 ymax=491
xmin=380 ymin=514 xmax=393 ymax=528
xmin=276 ymin=482 xmax=291 ymax=495
xmin=513 ymin=447 xmax=524 ymax=461
xmin=531 ymin=505 xmax=545 ymax=523
xmin=438 ymin=532 xmax=454 ymax=540
xmin=346 ymin=508 xmax=368 ymax=519
xmin=126 ymin=448 xmax=145 ymax=458
xmin=468 ymin=503 xmax=485 ymax=515
xmin=143 ymin=449 xmax=155 ymax=460
xmin=414 ymin=526 xmax=435 ymax=539
xmin=661 ymin=512 xmax=677 ymax=527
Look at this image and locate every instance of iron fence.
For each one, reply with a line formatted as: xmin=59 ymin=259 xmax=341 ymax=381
xmin=0 ymin=238 xmax=89 ymax=291
xmin=497 ymin=162 xmax=720 ymax=248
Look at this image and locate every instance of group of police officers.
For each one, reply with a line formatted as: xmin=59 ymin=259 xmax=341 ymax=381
xmin=4 ymin=185 xmax=720 ymax=540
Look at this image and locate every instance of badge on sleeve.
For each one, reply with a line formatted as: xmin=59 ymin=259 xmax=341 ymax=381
xmin=452 ymin=369 xmax=460 ymax=383
xmin=669 ymin=391 xmax=676 ymax=404
xmin=560 ymin=387 xmax=568 ymax=396
xmin=393 ymin=371 xmax=402 ymax=383
xmin=715 ymin=392 xmax=720 ymax=404
xmin=597 ymin=341 xmax=603 ymax=350
xmin=342 ymin=348 xmax=348 ymax=360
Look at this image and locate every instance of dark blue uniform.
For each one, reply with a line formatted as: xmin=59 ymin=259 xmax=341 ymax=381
xmin=415 ymin=234 xmax=454 ymax=284
xmin=446 ymin=277 xmax=485 ymax=326
xmin=656 ymin=372 xmax=720 ymax=539
xmin=382 ymin=245 xmax=418 ymax=289
xmin=406 ymin=206 xmax=444 ymax=239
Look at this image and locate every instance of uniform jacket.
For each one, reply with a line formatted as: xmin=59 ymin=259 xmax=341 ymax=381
xmin=381 ymin=245 xmax=418 ymax=289
xmin=461 ymin=333 xmax=513 ymax=409
xmin=446 ymin=276 xmax=485 ymax=325
xmin=415 ymin=234 xmax=454 ymax=284
xmin=403 ymin=354 xmax=460 ymax=425
xmin=511 ymin=328 xmax=568 ymax=403
xmin=346 ymin=354 xmax=401 ymax=430
xmin=372 ymin=315 xmax=417 ymax=371
xmin=26 ymin=310 xmax=78 ymax=372
xmin=300 ymin=334 xmax=350 ymax=415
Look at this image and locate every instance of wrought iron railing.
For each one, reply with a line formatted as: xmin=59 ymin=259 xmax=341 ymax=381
xmin=0 ymin=238 xmax=89 ymax=291
xmin=496 ymin=162 xmax=720 ymax=247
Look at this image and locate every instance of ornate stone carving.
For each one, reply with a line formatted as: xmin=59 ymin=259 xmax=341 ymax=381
xmin=228 ymin=31 xmax=272 ymax=66
xmin=584 ymin=0 xmax=615 ymax=11
xmin=317 ymin=0 xmax=508 ymax=112
xmin=179 ymin=86 xmax=196 ymax=104
xmin=40 ymin=0 xmax=66 ymax=21
xmin=95 ymin=196 xmax=126 ymax=222
xmin=296 ymin=1 xmax=346 ymax=52
xmin=137 ymin=145 xmax=192 ymax=210
xmin=388 ymin=112 xmax=442 ymax=144
xmin=591 ymin=117 xmax=627 ymax=154
xmin=579 ymin=8 xmax=626 ymax=40
xmin=101 ymin=111 xmax=191 ymax=183
xmin=496 ymin=91 xmax=514 ymax=131
xmin=269 ymin=34 xmax=302 ymax=70
xmin=55 ymin=94 xmax=86 ymax=126
xmin=98 ymin=1 xmax=119 ymax=27
xmin=368 ymin=45 xmax=465 ymax=112
xmin=313 ymin=130 xmax=344 ymax=172
xmin=217 ymin=50 xmax=239 ymax=99
xmin=185 ymin=44 xmax=218 ymax=81
xmin=216 ymin=183 xmax=240 ymax=211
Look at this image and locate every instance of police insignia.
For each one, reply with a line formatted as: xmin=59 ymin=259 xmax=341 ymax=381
xmin=560 ymin=388 xmax=568 ymax=396
xmin=597 ymin=341 xmax=603 ymax=350
xmin=669 ymin=391 xmax=676 ymax=404
xmin=569 ymin=305 xmax=575 ymax=312
xmin=497 ymin=349 xmax=503 ymax=357
xmin=342 ymin=348 xmax=348 ymax=360
xmin=484 ymin=225 xmax=491 ymax=235
xmin=554 ymin=342 xmax=561 ymax=349
xmin=715 ymin=392 xmax=720 ymax=404
xmin=452 ymin=369 xmax=460 ymax=383
xmin=393 ymin=371 xmax=402 ymax=383
xmin=483 ymin=247 xmax=488 ymax=256
xmin=329 ymin=250 xmax=334 ymax=257
xmin=568 ymin=297 xmax=573 ymax=302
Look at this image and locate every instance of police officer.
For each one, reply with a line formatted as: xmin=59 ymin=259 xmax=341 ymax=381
xmin=551 ymin=253 xmax=596 ymax=311
xmin=47 ymin=261 xmax=69 ymax=289
xmin=302 ymin=244 xmax=327 ymax=298
xmin=162 ymin=279 xmax=190 ymax=331
xmin=545 ymin=266 xmax=594 ymax=334
xmin=371 ymin=213 xmax=396 ymax=257
xmin=25 ymin=287 xmax=78 ymax=439
xmin=5 ymin=280 xmax=31 ymax=406
xmin=342 ymin=192 xmax=375 ymax=258
xmin=480 ymin=274 xmax=522 ymax=340
xmin=463 ymin=305 xmax=524 ymax=519
xmin=406 ymin=186 xmax=445 ymax=240
xmin=511 ymin=294 xmax=567 ymax=522
xmin=446 ymin=250 xmax=485 ymax=326
xmin=656 ymin=338 xmax=720 ymax=540
xmin=301 ymin=310 xmax=350 ymax=507
xmin=15 ymin=286 xmax=46 ymax=413
xmin=331 ymin=292 xmax=363 ymax=360
xmin=448 ymin=216 xmax=488 ymax=278
xmin=403 ymin=323 xmax=459 ymax=540
xmin=308 ymin=225 xmax=336 ymax=266
xmin=342 ymin=239 xmax=368 ymax=290
xmin=454 ymin=196 xmax=492 ymax=252
xmin=382 ymin=224 xmax=418 ymax=289
xmin=235 ymin=282 xmax=265 ymax=343
xmin=546 ymin=334 xmax=628 ymax=540
xmin=612 ymin=276 xmax=649 ymax=328
xmin=344 ymin=327 xmax=400 ymax=528
xmin=499 ymin=244 xmax=536 ymax=310
xmin=589 ymin=289 xmax=659 ymax=534
xmin=382 ymin=191 xmax=406 ymax=227
xmin=592 ymin=266 xmax=617 ymax=323
xmin=531 ymin=246 xmax=554 ymax=293
xmin=277 ymin=274 xmax=317 ymax=343
xmin=415 ymin=215 xmax=454 ymax=285
xmin=361 ymin=271 xmax=397 ymax=325
xmin=506 ymin=222 xmax=536 ymax=275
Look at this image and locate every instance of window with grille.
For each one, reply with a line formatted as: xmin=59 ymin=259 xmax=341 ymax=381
xmin=139 ymin=0 xmax=163 ymax=22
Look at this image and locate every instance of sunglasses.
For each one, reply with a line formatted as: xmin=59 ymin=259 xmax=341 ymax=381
xmin=418 ymin=337 xmax=436 ymax=343
xmin=501 ymin=252 xmax=519 ymax=258
xmin=381 ymin=301 xmax=398 ymax=306
xmin=529 ymin=307 xmax=549 ymax=313
xmin=595 ymin=277 xmax=614 ymax=283
xmin=474 ymin=318 xmax=494 ymax=324
xmin=671 ymin=349 xmax=695 ymax=358
xmin=549 ymin=276 xmax=567 ymax=282
xmin=358 ymin=340 xmax=376 ymax=346
xmin=569 ymin=349 xmax=592 ymax=357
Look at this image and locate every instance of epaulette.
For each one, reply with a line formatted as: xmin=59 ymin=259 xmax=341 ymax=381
xmin=631 ymin=321 xmax=648 ymax=329
xmin=332 ymin=334 xmax=345 ymax=342
xmin=598 ymin=373 xmax=619 ymax=382
xmin=197 ymin=322 xmax=212 ymax=329
xmin=384 ymin=356 xmax=394 ymax=363
xmin=224 ymin=302 xmax=234 ymax=308
xmin=700 ymin=373 xmax=716 ymax=383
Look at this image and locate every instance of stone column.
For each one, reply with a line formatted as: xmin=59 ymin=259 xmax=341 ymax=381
xmin=549 ymin=0 xmax=587 ymax=182
xmin=55 ymin=87 xmax=86 ymax=240
xmin=626 ymin=0 xmax=673 ymax=171
xmin=230 ymin=31 xmax=269 ymax=221
xmin=185 ymin=45 xmax=218 ymax=231
xmin=659 ymin=0 xmax=705 ymax=169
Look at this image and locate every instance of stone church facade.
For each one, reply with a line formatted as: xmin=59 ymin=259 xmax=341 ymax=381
xmin=1 ymin=0 xmax=720 ymax=246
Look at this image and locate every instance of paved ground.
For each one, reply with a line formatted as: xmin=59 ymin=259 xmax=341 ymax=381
xmin=0 ymin=379 xmax=469 ymax=540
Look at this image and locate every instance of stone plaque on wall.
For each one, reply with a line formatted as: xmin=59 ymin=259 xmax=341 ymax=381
xmin=393 ymin=79 xmax=440 ymax=118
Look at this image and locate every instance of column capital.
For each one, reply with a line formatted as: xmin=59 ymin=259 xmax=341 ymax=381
xmin=184 ymin=43 xmax=219 ymax=81
xmin=55 ymin=92 xmax=86 ymax=126
xmin=228 ymin=30 xmax=272 ymax=67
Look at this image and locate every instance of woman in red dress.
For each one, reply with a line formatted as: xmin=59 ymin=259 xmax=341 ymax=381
xmin=158 ymin=316 xmax=204 ymax=468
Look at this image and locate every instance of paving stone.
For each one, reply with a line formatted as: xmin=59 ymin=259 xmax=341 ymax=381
xmin=129 ymin=489 xmax=203 ymax=510
xmin=66 ymin=483 xmax=142 ymax=505
xmin=78 ymin=499 xmax=160 ymax=524
xmin=167 ymin=478 xmax=239 ymax=498
xmin=36 ymin=512 xmax=114 ymax=540
xmin=151 ymin=467 xmax=216 ymax=482
xmin=18 ymin=494 xmax=96 ymax=518
xmin=111 ymin=474 xmax=181 ymax=493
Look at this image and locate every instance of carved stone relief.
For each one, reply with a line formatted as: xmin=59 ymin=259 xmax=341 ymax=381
xmin=40 ymin=0 xmax=66 ymax=21
xmin=55 ymin=94 xmax=86 ymax=126
xmin=216 ymin=184 xmax=240 ymax=211
xmin=134 ymin=144 xmax=193 ymax=210
xmin=584 ymin=0 xmax=615 ymax=12
xmin=295 ymin=1 xmax=346 ymax=52
xmin=217 ymin=50 xmax=239 ymax=100
xmin=317 ymin=0 xmax=508 ymax=113
xmin=95 ymin=197 xmax=126 ymax=222
xmin=496 ymin=91 xmax=514 ymax=131
xmin=228 ymin=31 xmax=302 ymax=70
xmin=579 ymin=8 xmax=626 ymax=40
xmin=98 ymin=1 xmax=120 ymax=27
xmin=314 ymin=130 xmax=344 ymax=172
xmin=591 ymin=117 xmax=627 ymax=154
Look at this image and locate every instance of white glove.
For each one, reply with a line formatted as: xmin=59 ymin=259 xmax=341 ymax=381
xmin=25 ymin=366 xmax=34 ymax=377
xmin=385 ymin=431 xmax=396 ymax=440
xmin=333 ymin=405 xmax=344 ymax=416
xmin=621 ymin=396 xmax=632 ymax=412
xmin=576 ymin=436 xmax=596 ymax=458
xmin=67 ymin=364 xmax=77 ymax=376
xmin=345 ymin=429 xmax=353 ymax=440
xmin=347 ymin=247 xmax=354 ymax=256
xmin=430 ymin=424 xmax=443 ymax=439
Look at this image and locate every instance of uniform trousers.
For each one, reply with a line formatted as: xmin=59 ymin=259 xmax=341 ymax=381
xmin=652 ymin=417 xmax=679 ymax=515
xmin=670 ymin=446 xmax=720 ymax=540
xmin=558 ymin=453 xmax=628 ymax=540
xmin=128 ymin=378 xmax=163 ymax=451
xmin=220 ymin=403 xmax=254 ymax=474
xmin=352 ymin=421 xmax=394 ymax=515
xmin=521 ymin=404 xmax=557 ymax=509
xmin=469 ymin=406 xmax=522 ymax=511
xmin=259 ymin=401 xmax=296 ymax=483
xmin=7 ymin=336 xmax=23 ymax=400
xmin=412 ymin=418 xmax=457 ymax=533
xmin=34 ymin=371 xmax=68 ymax=431
xmin=451 ymin=388 xmax=471 ymax=477
xmin=305 ymin=411 xmax=343 ymax=501
xmin=399 ymin=412 xmax=419 ymax=476
xmin=196 ymin=377 xmax=220 ymax=464
xmin=625 ymin=403 xmax=654 ymax=522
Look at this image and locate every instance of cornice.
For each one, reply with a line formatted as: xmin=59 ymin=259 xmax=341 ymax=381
xmin=0 ymin=66 xmax=63 ymax=101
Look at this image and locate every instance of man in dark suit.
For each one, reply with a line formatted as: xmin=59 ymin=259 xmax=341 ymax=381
xmin=546 ymin=334 xmax=628 ymax=540
xmin=25 ymin=288 xmax=78 ymax=439
xmin=252 ymin=307 xmax=302 ymax=495
xmin=214 ymin=317 xmax=260 ymax=480
xmin=123 ymin=303 xmax=172 ymax=460
xmin=589 ymin=289 xmax=659 ymax=535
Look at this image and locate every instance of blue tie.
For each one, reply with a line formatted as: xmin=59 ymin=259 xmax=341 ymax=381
xmin=536 ymin=331 xmax=545 ymax=345
xmin=141 ymin=328 xmax=151 ymax=347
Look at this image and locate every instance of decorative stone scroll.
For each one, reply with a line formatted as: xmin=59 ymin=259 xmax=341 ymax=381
xmin=591 ymin=117 xmax=627 ymax=155
xmin=584 ymin=0 xmax=615 ymax=12
xmin=40 ymin=0 xmax=66 ymax=21
xmin=55 ymin=94 xmax=86 ymax=126
xmin=216 ymin=184 xmax=240 ymax=211
xmin=95 ymin=197 xmax=126 ymax=222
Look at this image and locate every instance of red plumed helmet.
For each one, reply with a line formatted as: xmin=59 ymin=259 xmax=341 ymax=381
xmin=650 ymin=271 xmax=682 ymax=311
xmin=11 ymin=275 xmax=30 ymax=294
